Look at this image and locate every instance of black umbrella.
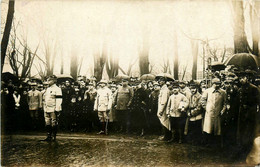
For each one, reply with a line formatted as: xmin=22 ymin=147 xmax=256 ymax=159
xmin=1 ymin=72 xmax=19 ymax=84
xmin=224 ymin=53 xmax=259 ymax=71
xmin=155 ymin=73 xmax=174 ymax=81
xmin=56 ymin=74 xmax=74 ymax=84
xmin=208 ymin=62 xmax=226 ymax=71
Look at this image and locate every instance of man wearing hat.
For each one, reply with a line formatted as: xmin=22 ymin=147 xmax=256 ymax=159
xmin=28 ymin=82 xmax=42 ymax=130
xmin=179 ymin=80 xmax=191 ymax=99
xmin=166 ymin=81 xmax=189 ymax=143
xmin=157 ymin=77 xmax=171 ymax=141
xmin=114 ymin=78 xmax=134 ymax=133
xmin=94 ymin=80 xmax=112 ymax=135
xmin=237 ymin=71 xmax=259 ymax=155
xmin=201 ymin=78 xmax=226 ymax=146
xmin=184 ymin=82 xmax=203 ymax=145
xmin=42 ymin=75 xmax=62 ymax=141
xmin=148 ymin=82 xmax=161 ymax=134
xmin=84 ymin=82 xmax=97 ymax=132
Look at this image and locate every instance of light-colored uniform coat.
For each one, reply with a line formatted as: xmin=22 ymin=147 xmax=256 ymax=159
xmin=166 ymin=93 xmax=189 ymax=117
xmin=157 ymin=84 xmax=171 ymax=130
xmin=44 ymin=84 xmax=62 ymax=113
xmin=94 ymin=87 xmax=112 ymax=112
xmin=27 ymin=90 xmax=42 ymax=110
xmin=201 ymin=87 xmax=226 ymax=135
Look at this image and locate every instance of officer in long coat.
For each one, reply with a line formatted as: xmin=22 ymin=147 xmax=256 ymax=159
xmin=114 ymin=79 xmax=134 ymax=133
xmin=201 ymin=78 xmax=226 ymax=146
xmin=237 ymin=72 xmax=259 ymax=155
xmin=157 ymin=77 xmax=171 ymax=141
xmin=42 ymin=75 xmax=62 ymax=141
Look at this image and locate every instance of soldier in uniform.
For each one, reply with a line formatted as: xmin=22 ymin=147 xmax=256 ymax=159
xmin=184 ymin=82 xmax=203 ymax=145
xmin=42 ymin=75 xmax=62 ymax=141
xmin=94 ymin=80 xmax=112 ymax=135
xmin=27 ymin=82 xmax=42 ymax=130
xmin=114 ymin=78 xmax=134 ymax=133
xmin=166 ymin=81 xmax=189 ymax=144
xmin=179 ymin=81 xmax=192 ymax=100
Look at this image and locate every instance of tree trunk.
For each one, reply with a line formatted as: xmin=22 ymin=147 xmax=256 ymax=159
xmin=173 ymin=30 xmax=179 ymax=80
xmin=250 ymin=1 xmax=259 ymax=56
xmin=60 ymin=56 xmax=64 ymax=74
xmin=70 ymin=55 xmax=78 ymax=80
xmin=106 ymin=54 xmax=118 ymax=79
xmin=191 ymin=40 xmax=199 ymax=80
xmin=232 ymin=0 xmax=250 ymax=54
xmin=1 ymin=0 xmax=15 ymax=72
xmin=139 ymin=50 xmax=149 ymax=76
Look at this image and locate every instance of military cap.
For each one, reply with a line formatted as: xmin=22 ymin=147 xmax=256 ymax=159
xmin=212 ymin=78 xmax=221 ymax=84
xmin=99 ymin=79 xmax=108 ymax=84
xmin=172 ymin=81 xmax=179 ymax=88
xmin=30 ymin=82 xmax=37 ymax=86
xmin=122 ymin=78 xmax=129 ymax=82
xmin=153 ymin=82 xmax=159 ymax=86
xmin=48 ymin=75 xmax=57 ymax=80
xmin=110 ymin=84 xmax=117 ymax=88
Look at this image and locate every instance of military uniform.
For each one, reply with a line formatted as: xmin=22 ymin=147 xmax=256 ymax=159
xmin=114 ymin=85 xmax=134 ymax=132
xmin=43 ymin=82 xmax=62 ymax=141
xmin=27 ymin=89 xmax=42 ymax=129
xmin=94 ymin=86 xmax=112 ymax=134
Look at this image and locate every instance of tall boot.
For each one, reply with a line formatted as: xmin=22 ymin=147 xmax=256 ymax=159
xmin=52 ymin=125 xmax=57 ymax=141
xmin=167 ymin=130 xmax=175 ymax=143
xmin=178 ymin=129 xmax=183 ymax=144
xmin=97 ymin=122 xmax=105 ymax=134
xmin=43 ymin=125 xmax=52 ymax=141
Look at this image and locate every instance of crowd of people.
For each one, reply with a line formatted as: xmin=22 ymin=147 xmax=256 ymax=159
xmin=1 ymin=66 xmax=260 ymax=157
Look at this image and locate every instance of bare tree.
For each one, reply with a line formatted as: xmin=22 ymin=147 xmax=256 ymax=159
xmin=249 ymin=0 xmax=260 ymax=56
xmin=8 ymin=35 xmax=39 ymax=80
xmin=43 ymin=39 xmax=58 ymax=76
xmin=106 ymin=52 xmax=118 ymax=79
xmin=70 ymin=52 xmax=78 ymax=80
xmin=93 ymin=43 xmax=107 ymax=81
xmin=1 ymin=0 xmax=15 ymax=72
xmin=173 ymin=29 xmax=179 ymax=80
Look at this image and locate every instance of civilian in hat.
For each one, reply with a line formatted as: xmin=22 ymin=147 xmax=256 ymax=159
xmin=166 ymin=82 xmax=189 ymax=143
xmin=221 ymin=77 xmax=240 ymax=147
xmin=201 ymin=78 xmax=226 ymax=147
xmin=28 ymin=82 xmax=42 ymax=130
xmin=179 ymin=80 xmax=192 ymax=100
xmin=60 ymin=80 xmax=74 ymax=131
xmin=42 ymin=75 xmax=62 ymax=141
xmin=108 ymin=84 xmax=118 ymax=132
xmin=157 ymin=77 xmax=171 ymax=141
xmin=148 ymin=82 xmax=161 ymax=135
xmin=130 ymin=81 xmax=149 ymax=136
xmin=94 ymin=80 xmax=112 ymax=135
xmin=114 ymin=78 xmax=134 ymax=133
xmin=84 ymin=82 xmax=97 ymax=132
xmin=237 ymin=71 xmax=259 ymax=155
xmin=184 ymin=82 xmax=203 ymax=145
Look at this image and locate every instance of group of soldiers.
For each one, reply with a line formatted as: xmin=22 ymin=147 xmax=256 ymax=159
xmin=1 ymin=68 xmax=260 ymax=156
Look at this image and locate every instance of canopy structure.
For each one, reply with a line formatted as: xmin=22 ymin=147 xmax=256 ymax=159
xmin=155 ymin=73 xmax=174 ymax=81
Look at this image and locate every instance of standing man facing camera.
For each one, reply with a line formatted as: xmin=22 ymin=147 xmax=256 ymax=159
xmin=42 ymin=75 xmax=62 ymax=141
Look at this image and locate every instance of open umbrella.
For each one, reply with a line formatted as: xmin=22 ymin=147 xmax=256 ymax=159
xmin=56 ymin=74 xmax=74 ymax=84
xmin=225 ymin=53 xmax=259 ymax=71
xmin=155 ymin=73 xmax=174 ymax=81
xmin=208 ymin=62 xmax=226 ymax=71
xmin=114 ymin=74 xmax=130 ymax=82
xmin=1 ymin=72 xmax=19 ymax=84
xmin=140 ymin=74 xmax=156 ymax=81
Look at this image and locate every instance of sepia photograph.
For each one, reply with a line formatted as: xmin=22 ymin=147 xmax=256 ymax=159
xmin=1 ymin=0 xmax=260 ymax=166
